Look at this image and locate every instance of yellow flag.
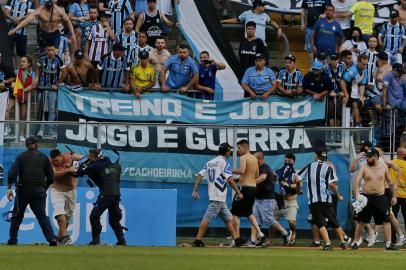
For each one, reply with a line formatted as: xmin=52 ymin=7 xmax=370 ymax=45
xmin=13 ymin=76 xmax=23 ymax=97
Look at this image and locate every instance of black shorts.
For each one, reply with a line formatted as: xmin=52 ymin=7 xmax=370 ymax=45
xmin=346 ymin=97 xmax=362 ymax=108
xmin=356 ymin=194 xmax=390 ymax=225
xmin=326 ymin=195 xmax=339 ymax=228
xmin=309 ymin=202 xmax=340 ymax=229
xmin=231 ymin=186 xmax=256 ymax=217
xmin=385 ymin=188 xmax=393 ymax=209
xmin=38 ymin=30 xmax=61 ymax=49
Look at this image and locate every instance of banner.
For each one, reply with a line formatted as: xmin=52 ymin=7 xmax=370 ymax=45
xmin=231 ymin=0 xmax=397 ymax=23
xmin=0 ymin=187 xmax=177 ymax=246
xmin=0 ymin=92 xmax=7 ymax=184
xmin=57 ymin=87 xmax=326 ymax=125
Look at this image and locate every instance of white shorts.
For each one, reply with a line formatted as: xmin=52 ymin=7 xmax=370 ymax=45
xmin=50 ymin=188 xmax=77 ymax=219
xmin=274 ymin=199 xmax=298 ymax=221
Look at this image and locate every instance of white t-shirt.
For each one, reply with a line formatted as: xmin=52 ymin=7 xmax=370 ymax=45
xmin=342 ymin=39 xmax=367 ymax=63
xmin=198 ymin=155 xmax=233 ymax=202
xmin=157 ymin=0 xmax=172 ymax=15
xmin=332 ymin=0 xmax=356 ymax=30
xmin=238 ymin=10 xmax=271 ymax=44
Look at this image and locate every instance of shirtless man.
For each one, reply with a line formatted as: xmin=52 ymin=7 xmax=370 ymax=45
xmin=8 ymin=0 xmax=76 ymax=52
xmin=57 ymin=50 xmax=100 ymax=91
xmin=231 ymin=139 xmax=265 ymax=245
xmin=49 ymin=149 xmax=82 ymax=245
xmin=149 ymin=37 xmax=171 ymax=88
xmin=353 ymin=148 xmax=399 ymax=250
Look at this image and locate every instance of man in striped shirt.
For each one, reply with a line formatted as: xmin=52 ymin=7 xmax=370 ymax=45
xmin=79 ymin=5 xmax=99 ymax=51
xmin=128 ymin=32 xmax=153 ymax=67
xmin=298 ymin=148 xmax=348 ymax=250
xmin=117 ymin=18 xmax=137 ymax=66
xmin=35 ymin=43 xmax=65 ymax=137
xmin=360 ymin=36 xmax=379 ymax=87
xmin=107 ymin=0 xmax=134 ymax=36
xmin=98 ymin=43 xmax=130 ymax=90
xmin=379 ymin=10 xmax=406 ymax=64
xmin=276 ymin=54 xmax=303 ymax=97
xmin=3 ymin=0 xmax=33 ymax=57
xmin=85 ymin=11 xmax=116 ymax=67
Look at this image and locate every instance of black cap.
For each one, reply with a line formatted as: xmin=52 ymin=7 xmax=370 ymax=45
xmin=390 ymin=10 xmax=400 ymax=18
xmin=315 ymin=148 xmax=327 ymax=158
xmin=219 ymin=143 xmax=232 ymax=155
xmin=378 ymin=51 xmax=389 ymax=61
xmin=359 ymin=140 xmax=373 ymax=147
xmin=366 ymin=148 xmax=380 ymax=158
xmin=284 ymin=54 xmax=296 ymax=62
xmin=101 ymin=11 xmax=112 ymax=17
xmin=25 ymin=136 xmax=38 ymax=145
xmin=112 ymin=43 xmax=124 ymax=51
xmin=74 ymin=49 xmax=84 ymax=59
xmin=252 ymin=0 xmax=264 ymax=8
xmin=393 ymin=63 xmax=404 ymax=73
xmin=139 ymin=50 xmax=149 ymax=59
xmin=255 ymin=53 xmax=265 ymax=60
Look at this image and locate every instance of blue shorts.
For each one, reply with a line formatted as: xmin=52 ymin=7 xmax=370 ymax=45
xmin=253 ymin=199 xmax=277 ymax=226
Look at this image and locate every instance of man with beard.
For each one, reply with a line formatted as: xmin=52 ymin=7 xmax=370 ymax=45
xmin=352 ymin=148 xmax=399 ymax=250
xmin=149 ymin=37 xmax=170 ymax=88
xmin=8 ymin=0 xmax=76 ymax=52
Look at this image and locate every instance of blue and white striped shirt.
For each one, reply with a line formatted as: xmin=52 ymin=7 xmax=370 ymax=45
xmin=117 ymin=31 xmax=138 ymax=65
xmin=325 ymin=62 xmax=346 ymax=92
xmin=5 ymin=0 xmax=33 ymax=35
xmin=37 ymin=54 xmax=65 ymax=87
xmin=380 ymin=22 xmax=406 ymax=53
xmin=277 ymin=68 xmax=303 ymax=91
xmin=360 ymin=49 xmax=378 ymax=85
xmin=108 ymin=0 xmax=134 ymax=36
xmin=98 ymin=53 xmax=129 ymax=88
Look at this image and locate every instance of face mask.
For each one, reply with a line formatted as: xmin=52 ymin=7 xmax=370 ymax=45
xmin=352 ymin=36 xmax=360 ymax=41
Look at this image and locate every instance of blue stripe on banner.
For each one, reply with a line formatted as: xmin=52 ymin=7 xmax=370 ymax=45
xmin=57 ymin=86 xmax=326 ymax=125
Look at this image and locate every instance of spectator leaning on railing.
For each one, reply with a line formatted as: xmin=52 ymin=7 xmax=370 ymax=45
xmin=325 ymin=54 xmax=345 ymax=127
xmin=160 ymin=44 xmax=199 ymax=94
xmin=302 ymin=61 xmax=333 ymax=102
xmin=195 ymin=51 xmax=226 ymax=100
xmin=130 ymin=50 xmax=157 ymax=98
xmin=241 ymin=53 xmax=277 ymax=100
xmin=98 ymin=43 xmax=130 ymax=90
xmin=276 ymin=54 xmax=303 ymax=98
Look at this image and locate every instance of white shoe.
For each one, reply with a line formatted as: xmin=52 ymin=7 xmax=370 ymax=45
xmin=396 ymin=236 xmax=406 ymax=246
xmin=367 ymin=232 xmax=377 ymax=247
xmin=36 ymin=130 xmax=44 ymax=138
xmin=4 ymin=126 xmax=11 ymax=136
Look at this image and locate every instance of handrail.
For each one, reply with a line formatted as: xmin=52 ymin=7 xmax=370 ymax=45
xmin=221 ymin=23 xmax=291 ymax=56
xmin=37 ymin=86 xmax=205 ymax=93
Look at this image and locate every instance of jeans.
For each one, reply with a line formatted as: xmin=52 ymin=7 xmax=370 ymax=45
xmin=37 ymin=90 xmax=58 ymax=135
xmin=305 ymin=27 xmax=313 ymax=53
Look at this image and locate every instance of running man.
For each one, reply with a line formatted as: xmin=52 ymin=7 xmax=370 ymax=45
xmin=352 ymin=148 xmax=399 ymax=250
xmin=231 ymin=139 xmax=265 ymax=245
xmin=49 ymin=149 xmax=82 ymax=245
xmin=192 ymin=143 xmax=245 ymax=248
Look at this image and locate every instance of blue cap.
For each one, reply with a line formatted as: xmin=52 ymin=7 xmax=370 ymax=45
xmin=311 ymin=61 xmax=323 ymax=70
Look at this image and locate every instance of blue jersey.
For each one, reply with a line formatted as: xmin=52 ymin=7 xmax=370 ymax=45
xmin=128 ymin=45 xmax=153 ymax=67
xmin=342 ymin=64 xmax=368 ymax=99
xmin=242 ymin=66 xmax=276 ymax=94
xmin=380 ymin=22 xmax=406 ymax=53
xmin=196 ymin=64 xmax=218 ymax=100
xmin=69 ymin=2 xmax=89 ymax=17
xmin=37 ymin=54 xmax=65 ymax=87
xmin=313 ymin=18 xmax=343 ymax=55
xmin=5 ymin=0 xmax=33 ymax=35
xmin=135 ymin=0 xmax=148 ymax=13
xmin=108 ymin=0 xmax=133 ymax=35
xmin=164 ymin=55 xmax=199 ymax=89
xmin=117 ymin=31 xmax=138 ymax=64
xmin=277 ymin=68 xmax=303 ymax=91
xmin=57 ymin=35 xmax=68 ymax=62
xmin=325 ymin=62 xmax=346 ymax=92
xmin=98 ymin=53 xmax=129 ymax=88
xmin=80 ymin=20 xmax=99 ymax=50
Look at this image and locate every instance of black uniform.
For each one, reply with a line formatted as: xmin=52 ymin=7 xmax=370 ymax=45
xmin=7 ymin=148 xmax=55 ymax=244
xmin=76 ymin=156 xmax=125 ymax=243
xmin=140 ymin=10 xmax=164 ymax=47
xmin=239 ymin=37 xmax=269 ymax=75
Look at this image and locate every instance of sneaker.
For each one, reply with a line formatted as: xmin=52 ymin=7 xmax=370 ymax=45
xmin=289 ymin=238 xmax=296 ymax=246
xmin=255 ymin=233 xmax=266 ymax=247
xmin=323 ymin=244 xmax=333 ymax=251
xmin=367 ymin=232 xmax=377 ymax=247
xmin=386 ymin=243 xmax=400 ymax=251
xmin=351 ymin=242 xmax=359 ymax=250
xmin=242 ymin=240 xmax=256 ymax=247
xmin=233 ymin=237 xmax=245 ymax=247
xmin=4 ymin=126 xmax=11 ymax=136
xmin=116 ymin=237 xmax=127 ymax=246
xmin=283 ymin=231 xmax=292 ymax=246
xmin=36 ymin=130 xmax=43 ymax=138
xmin=340 ymin=242 xmax=349 ymax=250
xmin=49 ymin=241 xmax=58 ymax=246
xmin=88 ymin=240 xmax=101 ymax=245
xmin=6 ymin=239 xmax=17 ymax=245
xmin=192 ymin=239 xmax=205 ymax=247
xmin=396 ymin=236 xmax=406 ymax=246
xmin=310 ymin=241 xmax=321 ymax=247
xmin=344 ymin=236 xmax=352 ymax=244
xmin=60 ymin=236 xmax=72 ymax=245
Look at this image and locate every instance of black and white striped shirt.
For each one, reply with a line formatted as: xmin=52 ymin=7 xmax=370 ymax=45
xmin=298 ymin=160 xmax=338 ymax=204
xmin=360 ymin=49 xmax=378 ymax=85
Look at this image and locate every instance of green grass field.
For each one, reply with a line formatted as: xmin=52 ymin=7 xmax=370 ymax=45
xmin=0 ymin=244 xmax=406 ymax=270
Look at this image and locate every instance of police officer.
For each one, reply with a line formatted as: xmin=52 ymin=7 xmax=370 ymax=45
xmin=76 ymin=148 xmax=126 ymax=246
xmin=6 ymin=136 xmax=57 ymax=246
